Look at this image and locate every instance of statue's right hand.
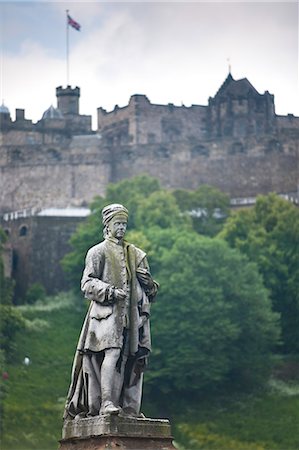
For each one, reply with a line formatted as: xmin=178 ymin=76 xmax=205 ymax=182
xmin=114 ymin=288 xmax=126 ymax=302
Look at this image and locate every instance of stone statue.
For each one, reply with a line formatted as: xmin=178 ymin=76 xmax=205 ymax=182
xmin=63 ymin=204 xmax=159 ymax=420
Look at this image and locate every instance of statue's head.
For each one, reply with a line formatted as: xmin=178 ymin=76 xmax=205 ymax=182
xmin=102 ymin=204 xmax=129 ymax=240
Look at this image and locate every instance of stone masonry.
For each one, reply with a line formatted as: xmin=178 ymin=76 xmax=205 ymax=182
xmin=1 ymin=74 xmax=298 ymax=299
xmin=1 ymin=74 xmax=298 ymax=215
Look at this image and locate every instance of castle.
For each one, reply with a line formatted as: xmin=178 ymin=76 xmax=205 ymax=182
xmin=1 ymin=73 xmax=298 ymax=299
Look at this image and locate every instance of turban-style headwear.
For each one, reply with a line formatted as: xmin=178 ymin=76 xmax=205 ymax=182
xmin=102 ymin=203 xmax=129 ymax=226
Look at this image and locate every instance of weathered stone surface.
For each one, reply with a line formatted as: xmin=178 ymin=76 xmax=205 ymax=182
xmin=59 ymin=435 xmax=175 ymax=450
xmin=62 ymin=416 xmax=172 ymax=440
xmin=1 ymin=74 xmax=299 ymax=214
xmin=60 ymin=416 xmax=176 ymax=450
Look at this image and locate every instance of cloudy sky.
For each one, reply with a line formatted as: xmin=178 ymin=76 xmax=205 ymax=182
xmin=0 ymin=1 xmax=298 ymax=128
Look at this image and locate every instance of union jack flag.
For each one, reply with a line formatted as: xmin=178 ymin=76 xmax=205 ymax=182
xmin=68 ymin=14 xmax=81 ymax=31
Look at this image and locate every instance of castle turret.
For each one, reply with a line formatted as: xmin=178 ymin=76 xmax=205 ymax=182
xmin=0 ymin=102 xmax=12 ymax=129
xmin=207 ymin=74 xmax=277 ymax=138
xmin=56 ymin=85 xmax=80 ymax=116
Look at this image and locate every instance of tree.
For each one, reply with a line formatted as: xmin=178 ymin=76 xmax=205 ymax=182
xmin=146 ymin=232 xmax=280 ymax=398
xmin=219 ymin=194 xmax=299 ymax=353
xmin=173 ymin=185 xmax=230 ymax=236
xmin=0 ymin=229 xmax=14 ymax=306
xmin=0 ymin=228 xmax=26 ymax=361
xmin=135 ymin=190 xmax=192 ymax=230
xmin=62 ymin=175 xmax=162 ymax=286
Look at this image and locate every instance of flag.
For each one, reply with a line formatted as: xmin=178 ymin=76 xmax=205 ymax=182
xmin=68 ymin=14 xmax=81 ymax=31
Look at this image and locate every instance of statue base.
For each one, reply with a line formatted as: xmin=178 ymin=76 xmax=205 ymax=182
xmin=59 ymin=415 xmax=176 ymax=450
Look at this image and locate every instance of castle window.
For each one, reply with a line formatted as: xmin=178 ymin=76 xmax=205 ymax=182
xmin=11 ymin=148 xmax=24 ymax=162
xmin=148 ymin=133 xmax=156 ymax=144
xmin=266 ymin=139 xmax=282 ymax=153
xmin=12 ymin=250 xmax=18 ymax=271
xmin=229 ymin=142 xmax=245 ymax=155
xmin=47 ymin=148 xmax=62 ymax=161
xmin=19 ymin=225 xmax=28 ymax=237
xmin=155 ymin=146 xmax=170 ymax=158
xmin=191 ymin=145 xmax=209 ymax=157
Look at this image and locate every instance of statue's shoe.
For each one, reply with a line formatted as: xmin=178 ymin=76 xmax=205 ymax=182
xmin=120 ymin=407 xmax=146 ymax=418
xmin=100 ymin=401 xmax=120 ymax=416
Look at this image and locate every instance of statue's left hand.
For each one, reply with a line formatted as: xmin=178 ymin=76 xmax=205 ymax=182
xmin=136 ymin=268 xmax=153 ymax=287
xmin=114 ymin=288 xmax=126 ymax=301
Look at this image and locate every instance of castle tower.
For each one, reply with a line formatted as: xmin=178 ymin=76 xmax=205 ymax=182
xmin=56 ymin=85 xmax=80 ymax=116
xmin=0 ymin=102 xmax=12 ymax=129
xmin=207 ymin=74 xmax=276 ymax=138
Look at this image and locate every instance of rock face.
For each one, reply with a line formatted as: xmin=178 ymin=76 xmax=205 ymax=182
xmin=1 ymin=75 xmax=298 ymax=214
xmin=59 ymin=416 xmax=176 ymax=450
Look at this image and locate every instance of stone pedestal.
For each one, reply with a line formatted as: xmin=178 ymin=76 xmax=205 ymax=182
xmin=59 ymin=415 xmax=176 ymax=450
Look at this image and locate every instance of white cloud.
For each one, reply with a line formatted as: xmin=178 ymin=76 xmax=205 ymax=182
xmin=1 ymin=1 xmax=298 ymax=127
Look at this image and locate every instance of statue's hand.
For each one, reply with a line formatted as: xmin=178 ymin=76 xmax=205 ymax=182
xmin=114 ymin=288 xmax=126 ymax=302
xmin=136 ymin=268 xmax=154 ymax=288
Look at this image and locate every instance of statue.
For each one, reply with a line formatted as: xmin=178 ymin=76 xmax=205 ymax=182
xmin=63 ymin=204 xmax=159 ymax=420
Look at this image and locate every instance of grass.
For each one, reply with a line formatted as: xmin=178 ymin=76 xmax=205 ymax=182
xmin=173 ymin=373 xmax=299 ymax=450
xmin=1 ymin=292 xmax=299 ymax=450
xmin=1 ymin=292 xmax=85 ymax=450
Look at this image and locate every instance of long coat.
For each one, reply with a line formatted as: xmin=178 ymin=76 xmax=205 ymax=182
xmin=78 ymin=236 xmax=153 ymax=354
xmin=63 ymin=237 xmax=157 ymax=419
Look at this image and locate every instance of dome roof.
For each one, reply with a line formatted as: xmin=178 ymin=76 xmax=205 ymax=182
xmin=42 ymin=105 xmax=64 ymax=120
xmin=0 ymin=103 xmax=10 ymax=115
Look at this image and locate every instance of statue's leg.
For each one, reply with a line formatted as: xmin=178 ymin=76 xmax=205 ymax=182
xmin=100 ymin=347 xmax=121 ymax=415
xmin=112 ymin=353 xmax=128 ymax=407
xmin=85 ymin=352 xmax=103 ymax=416
xmin=122 ymin=362 xmax=144 ymax=416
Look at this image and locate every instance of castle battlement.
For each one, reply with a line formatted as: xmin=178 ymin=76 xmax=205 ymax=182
xmin=0 ymin=73 xmax=298 ymax=215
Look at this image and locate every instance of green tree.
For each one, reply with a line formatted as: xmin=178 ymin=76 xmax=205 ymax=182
xmin=0 ymin=229 xmax=14 ymax=306
xmin=62 ymin=175 xmax=162 ymax=286
xmin=0 ymin=228 xmax=26 ymax=362
xmin=105 ymin=175 xmax=161 ymax=228
xmin=219 ymin=194 xmax=299 ymax=353
xmin=173 ymin=185 xmax=230 ymax=236
xmin=135 ymin=190 xmax=192 ymax=230
xmin=146 ymin=232 xmax=279 ymax=398
xmin=25 ymin=283 xmax=46 ymax=304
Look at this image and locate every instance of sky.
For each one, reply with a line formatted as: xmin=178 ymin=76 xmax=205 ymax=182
xmin=0 ymin=1 xmax=298 ymax=129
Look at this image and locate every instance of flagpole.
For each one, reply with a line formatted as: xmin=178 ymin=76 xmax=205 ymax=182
xmin=66 ymin=9 xmax=69 ymax=85
xmin=0 ymin=4 xmax=4 ymax=104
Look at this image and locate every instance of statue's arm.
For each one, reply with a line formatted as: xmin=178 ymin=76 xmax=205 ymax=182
xmin=81 ymin=247 xmax=114 ymax=304
xmin=137 ymin=257 xmax=159 ymax=302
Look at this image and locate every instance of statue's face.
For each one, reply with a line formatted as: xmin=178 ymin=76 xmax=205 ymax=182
xmin=109 ymin=215 xmax=127 ymax=240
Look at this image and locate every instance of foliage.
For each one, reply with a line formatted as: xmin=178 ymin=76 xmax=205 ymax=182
xmin=175 ymin=378 xmax=299 ymax=450
xmin=135 ymin=190 xmax=191 ymax=230
xmin=104 ymin=174 xmax=161 ymax=228
xmin=62 ymin=179 xmax=280 ymax=398
xmin=1 ymin=292 xmax=83 ymax=450
xmin=0 ymin=305 xmax=26 ymax=362
xmin=1 ymin=291 xmax=298 ymax=450
xmin=0 ymin=228 xmax=14 ymax=306
xmin=25 ymin=283 xmax=46 ymax=304
xmin=173 ymin=185 xmax=230 ymax=236
xmin=61 ymin=175 xmax=162 ymax=286
xmin=178 ymin=423 xmax=266 ymax=450
xmin=0 ymin=228 xmax=26 ymax=363
xmin=146 ymin=232 xmax=279 ymax=396
xmin=219 ymin=194 xmax=299 ymax=353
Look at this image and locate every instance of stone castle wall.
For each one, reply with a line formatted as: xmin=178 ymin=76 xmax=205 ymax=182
xmin=98 ymin=94 xmax=207 ymax=146
xmin=1 ymin=76 xmax=298 ymax=300
xmin=110 ymin=135 xmax=298 ymax=195
xmin=3 ymin=214 xmax=86 ymax=298
xmin=1 ymin=77 xmax=299 ymax=216
xmin=0 ymin=133 xmax=111 ymax=213
xmin=1 ymin=124 xmax=298 ymax=214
